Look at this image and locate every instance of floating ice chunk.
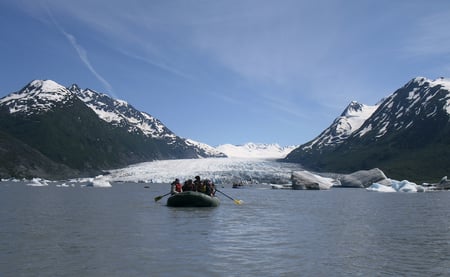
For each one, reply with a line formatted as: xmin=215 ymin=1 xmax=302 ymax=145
xmin=26 ymin=178 xmax=49 ymax=187
xmin=291 ymin=171 xmax=334 ymax=190
xmin=93 ymin=179 xmax=112 ymax=188
xmin=367 ymin=179 xmax=422 ymax=192
xmin=416 ymin=185 xmax=425 ymax=192
xmin=391 ymin=180 xmax=418 ymax=192
xmin=339 ymin=168 xmax=388 ymax=188
xmin=366 ymin=183 xmax=396 ymax=192
xmin=56 ymin=183 xmax=70 ymax=188
xmin=85 ymin=176 xmax=112 ymax=188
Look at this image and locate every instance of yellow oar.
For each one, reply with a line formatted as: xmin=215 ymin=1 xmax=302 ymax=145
xmin=154 ymin=192 xmax=171 ymax=202
xmin=215 ymin=189 xmax=243 ymax=205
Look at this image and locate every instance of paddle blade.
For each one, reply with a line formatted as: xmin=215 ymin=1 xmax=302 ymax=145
xmin=154 ymin=196 xmax=163 ymax=202
xmin=234 ymin=199 xmax=243 ymax=205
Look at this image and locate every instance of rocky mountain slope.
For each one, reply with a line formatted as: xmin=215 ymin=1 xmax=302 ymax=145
xmin=285 ymin=77 xmax=450 ymax=182
xmin=0 ymin=80 xmax=224 ymax=179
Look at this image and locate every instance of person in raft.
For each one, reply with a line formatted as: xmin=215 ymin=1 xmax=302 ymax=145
xmin=204 ymin=179 xmax=216 ymax=196
xmin=182 ymin=179 xmax=194 ymax=191
xmin=170 ymin=178 xmax=183 ymax=195
xmin=194 ymin=176 xmax=203 ymax=192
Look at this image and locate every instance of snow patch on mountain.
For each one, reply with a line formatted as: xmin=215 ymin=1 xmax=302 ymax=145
xmin=35 ymin=80 xmax=66 ymax=93
xmin=185 ymin=139 xmax=226 ymax=158
xmin=0 ymin=79 xmax=225 ymax=158
xmin=408 ymin=77 xmax=450 ymax=116
xmin=73 ymin=86 xmax=176 ymax=139
xmin=0 ymin=80 xmax=74 ymax=114
xmin=352 ymin=76 xmax=450 ymax=139
xmin=69 ymin=84 xmax=225 ymax=157
xmin=446 ymin=98 xmax=450 ymax=115
xmin=411 ymin=76 xmax=450 ymax=90
xmin=302 ymin=101 xmax=378 ymax=150
xmin=292 ymin=76 xmax=450 ymax=157
xmin=216 ymin=143 xmax=297 ymax=159
xmin=423 ymin=77 xmax=450 ymax=116
xmin=339 ymin=101 xmax=379 ymax=135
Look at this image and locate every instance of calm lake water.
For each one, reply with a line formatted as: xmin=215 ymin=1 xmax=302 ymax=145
xmin=1 ymin=181 xmax=450 ymax=276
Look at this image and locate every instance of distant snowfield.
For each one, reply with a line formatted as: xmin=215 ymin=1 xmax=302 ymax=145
xmin=104 ymin=157 xmax=304 ymax=184
xmin=215 ymin=143 xmax=297 ymax=159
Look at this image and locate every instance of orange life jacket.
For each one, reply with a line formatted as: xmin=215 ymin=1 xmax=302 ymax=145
xmin=175 ymin=183 xmax=182 ymax=192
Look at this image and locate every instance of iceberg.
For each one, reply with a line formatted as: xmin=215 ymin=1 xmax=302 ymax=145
xmin=338 ymin=168 xmax=389 ymax=188
xmin=56 ymin=183 xmax=72 ymax=188
xmin=85 ymin=176 xmax=112 ymax=188
xmin=366 ymin=183 xmax=396 ymax=192
xmin=391 ymin=180 xmax=419 ymax=192
xmin=291 ymin=171 xmax=334 ymax=190
xmin=26 ymin=178 xmax=49 ymax=187
xmin=367 ymin=179 xmax=424 ymax=193
xmin=436 ymin=176 xmax=450 ymax=190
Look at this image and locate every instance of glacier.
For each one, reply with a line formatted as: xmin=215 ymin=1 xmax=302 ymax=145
xmin=101 ymin=157 xmax=305 ymax=184
xmin=4 ymin=157 xmax=444 ymax=194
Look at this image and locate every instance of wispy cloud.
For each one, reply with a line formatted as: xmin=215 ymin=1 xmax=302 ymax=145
xmin=45 ymin=7 xmax=113 ymax=93
xmin=22 ymin=1 xmax=338 ymax=93
xmin=115 ymin=48 xmax=194 ymax=81
xmin=15 ymin=1 xmax=450 ymax=109
xmin=406 ymin=10 xmax=450 ymax=57
xmin=37 ymin=1 xmax=195 ymax=82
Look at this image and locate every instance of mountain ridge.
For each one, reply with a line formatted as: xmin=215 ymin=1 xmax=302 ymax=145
xmin=0 ymin=79 xmax=225 ymax=179
xmin=284 ymin=77 xmax=450 ymax=183
xmin=300 ymin=101 xmax=379 ymax=152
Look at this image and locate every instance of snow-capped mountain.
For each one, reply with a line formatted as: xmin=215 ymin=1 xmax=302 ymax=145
xmin=216 ymin=142 xmax=297 ymax=159
xmin=185 ymin=139 xmax=225 ymax=158
xmin=301 ymin=101 xmax=378 ymax=152
xmin=67 ymin=83 xmax=225 ymax=158
xmin=69 ymin=84 xmax=176 ymax=139
xmin=353 ymin=77 xmax=450 ymax=140
xmin=0 ymin=80 xmax=76 ymax=114
xmin=285 ymin=77 xmax=450 ymax=182
xmin=0 ymin=80 xmax=224 ymax=157
xmin=0 ymin=80 xmax=225 ymax=179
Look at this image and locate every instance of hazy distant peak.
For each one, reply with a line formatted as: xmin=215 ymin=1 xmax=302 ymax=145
xmin=185 ymin=139 xmax=227 ymax=158
xmin=215 ymin=142 xmax=297 ymax=159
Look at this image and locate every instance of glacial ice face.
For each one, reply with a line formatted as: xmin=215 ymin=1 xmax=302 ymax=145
xmin=104 ymin=158 xmax=304 ymax=184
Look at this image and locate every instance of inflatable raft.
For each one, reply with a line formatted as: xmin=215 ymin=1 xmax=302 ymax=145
xmin=167 ymin=191 xmax=220 ymax=207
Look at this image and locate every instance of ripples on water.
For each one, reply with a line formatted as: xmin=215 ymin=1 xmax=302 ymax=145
xmin=1 ymin=182 xmax=450 ymax=276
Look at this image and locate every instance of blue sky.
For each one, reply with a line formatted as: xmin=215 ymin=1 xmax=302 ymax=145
xmin=1 ymin=0 xmax=450 ymax=146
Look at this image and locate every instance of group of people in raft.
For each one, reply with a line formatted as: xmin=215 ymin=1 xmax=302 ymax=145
xmin=170 ymin=176 xmax=216 ymax=197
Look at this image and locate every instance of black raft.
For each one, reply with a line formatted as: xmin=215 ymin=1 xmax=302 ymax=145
xmin=166 ymin=191 xmax=220 ymax=207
